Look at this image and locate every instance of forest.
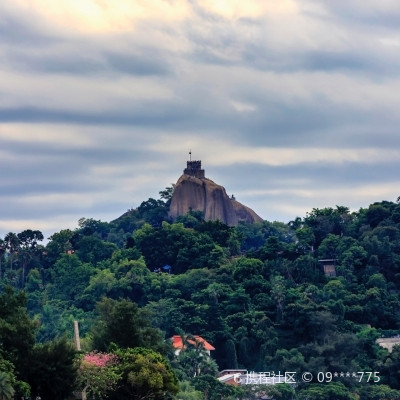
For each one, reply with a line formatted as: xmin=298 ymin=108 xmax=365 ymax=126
xmin=1 ymin=188 xmax=400 ymax=400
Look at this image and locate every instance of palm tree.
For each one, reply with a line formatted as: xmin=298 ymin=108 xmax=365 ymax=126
xmin=0 ymin=372 xmax=15 ymax=400
xmin=175 ymin=332 xmax=218 ymax=378
xmin=0 ymin=239 xmax=5 ymax=278
xmin=17 ymin=230 xmax=44 ymax=286
xmin=4 ymin=232 xmax=19 ymax=271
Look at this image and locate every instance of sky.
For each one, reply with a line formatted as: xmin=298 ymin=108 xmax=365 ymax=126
xmin=1 ymin=0 xmax=400 ymax=240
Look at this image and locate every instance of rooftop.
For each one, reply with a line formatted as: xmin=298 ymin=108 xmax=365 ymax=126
xmin=171 ymin=335 xmax=215 ymax=351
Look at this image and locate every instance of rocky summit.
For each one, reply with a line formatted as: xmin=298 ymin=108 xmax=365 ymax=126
xmin=168 ymin=160 xmax=263 ymax=225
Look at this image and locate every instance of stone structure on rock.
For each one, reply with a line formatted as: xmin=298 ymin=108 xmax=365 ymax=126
xmin=184 ymin=160 xmax=205 ymax=178
xmin=169 ymin=157 xmax=263 ymax=226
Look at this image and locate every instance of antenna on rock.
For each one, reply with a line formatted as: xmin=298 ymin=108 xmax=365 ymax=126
xmin=189 ymin=149 xmax=192 ymax=161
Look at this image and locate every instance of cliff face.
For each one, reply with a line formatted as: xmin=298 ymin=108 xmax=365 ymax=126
xmin=232 ymin=199 xmax=264 ymax=224
xmin=169 ymin=173 xmax=263 ymax=226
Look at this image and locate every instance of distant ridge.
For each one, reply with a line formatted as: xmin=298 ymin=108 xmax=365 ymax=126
xmin=169 ymin=159 xmax=263 ymax=226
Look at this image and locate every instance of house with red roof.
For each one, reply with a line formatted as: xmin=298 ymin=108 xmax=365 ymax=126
xmin=171 ymin=335 xmax=215 ymax=356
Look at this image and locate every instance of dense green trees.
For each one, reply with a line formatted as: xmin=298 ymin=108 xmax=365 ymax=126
xmin=111 ymin=347 xmax=179 ymax=400
xmin=0 ymin=372 xmax=14 ymax=400
xmin=50 ymin=254 xmax=95 ymax=306
xmin=1 ymin=197 xmax=400 ymax=398
xmin=25 ymin=337 xmax=77 ymax=400
xmin=91 ymin=297 xmax=168 ymax=354
xmin=0 ymin=230 xmax=44 ymax=288
xmin=0 ymin=287 xmax=36 ymax=374
xmin=0 ymin=287 xmax=78 ymax=399
xmin=133 ymin=222 xmax=219 ymax=273
xmin=297 ymin=382 xmax=356 ymax=400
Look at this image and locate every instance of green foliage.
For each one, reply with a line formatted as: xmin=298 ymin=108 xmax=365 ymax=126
xmin=366 ymin=204 xmax=392 ymax=228
xmin=295 ymin=226 xmax=315 ymax=253
xmin=298 ymin=382 xmax=357 ymax=400
xmin=91 ymin=298 xmax=167 ymax=354
xmin=75 ymin=236 xmax=117 ymax=264
xmin=172 ymin=333 xmax=219 ymax=380
xmin=35 ymin=301 xmax=93 ymax=343
xmin=0 ymin=372 xmax=15 ymax=400
xmin=174 ymin=380 xmax=202 ymax=400
xmin=194 ymin=220 xmax=234 ymax=248
xmin=176 ymin=210 xmax=204 ymax=228
xmin=267 ymin=348 xmax=306 ymax=376
xmin=159 ymin=186 xmax=174 ymax=204
xmin=49 ymin=254 xmax=95 ymax=308
xmin=270 ymin=275 xmax=286 ymax=323
xmin=4 ymin=197 xmax=400 ymax=397
xmin=304 ymin=206 xmax=352 ymax=246
xmin=237 ymin=220 xmax=294 ymax=251
xmin=0 ymin=230 xmax=44 ymax=288
xmin=190 ymin=374 xmax=238 ymax=400
xmin=359 ymin=384 xmax=400 ymax=400
xmin=0 ymin=357 xmax=29 ymax=398
xmin=0 ymin=287 xmax=36 ymax=373
xmin=76 ymin=352 xmax=121 ymax=400
xmin=232 ymin=258 xmax=264 ymax=282
xmin=145 ymin=298 xmax=209 ymax=338
xmin=45 ymin=229 xmax=75 ymax=262
xmin=224 ymin=339 xmax=238 ymax=369
xmin=134 ymin=222 xmax=217 ymax=273
xmin=3 ymin=233 xmax=19 ymax=271
xmin=238 ymin=383 xmax=296 ymax=400
xmin=112 ymin=347 xmax=179 ymax=400
xmin=138 ymin=198 xmax=170 ymax=227
xmin=379 ymin=345 xmax=400 ymax=389
xmin=25 ymin=337 xmax=77 ymax=400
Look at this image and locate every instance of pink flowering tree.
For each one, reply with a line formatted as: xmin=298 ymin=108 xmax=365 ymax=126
xmin=77 ymin=352 xmax=121 ymax=400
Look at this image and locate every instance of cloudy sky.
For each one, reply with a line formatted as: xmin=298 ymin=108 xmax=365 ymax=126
xmin=1 ymin=0 xmax=400 ymax=240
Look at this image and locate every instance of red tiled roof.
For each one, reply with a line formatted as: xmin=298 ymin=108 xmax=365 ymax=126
xmin=171 ymin=335 xmax=215 ymax=351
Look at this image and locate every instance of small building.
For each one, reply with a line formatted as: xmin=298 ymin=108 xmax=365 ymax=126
xmin=183 ymin=160 xmax=205 ymax=178
xmin=217 ymin=370 xmax=247 ymax=386
xmin=318 ymin=259 xmax=337 ymax=277
xmin=171 ymin=335 xmax=215 ymax=356
xmin=218 ymin=370 xmax=292 ymax=386
xmin=376 ymin=337 xmax=400 ymax=352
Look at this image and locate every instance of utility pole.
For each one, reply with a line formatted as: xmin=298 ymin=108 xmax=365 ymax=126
xmin=74 ymin=321 xmax=87 ymax=400
xmin=73 ymin=320 xmax=81 ymax=351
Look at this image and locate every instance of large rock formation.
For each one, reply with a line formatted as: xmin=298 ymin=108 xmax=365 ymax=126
xmin=169 ymin=160 xmax=263 ymax=226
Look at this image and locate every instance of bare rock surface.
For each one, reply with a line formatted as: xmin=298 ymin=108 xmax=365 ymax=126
xmin=169 ymin=161 xmax=263 ymax=225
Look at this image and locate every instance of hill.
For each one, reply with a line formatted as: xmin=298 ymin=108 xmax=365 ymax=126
xmin=169 ymin=160 xmax=263 ymax=225
xmin=1 ymin=192 xmax=400 ymax=399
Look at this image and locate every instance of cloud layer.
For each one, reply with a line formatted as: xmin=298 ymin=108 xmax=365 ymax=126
xmin=1 ymin=0 xmax=399 ymax=239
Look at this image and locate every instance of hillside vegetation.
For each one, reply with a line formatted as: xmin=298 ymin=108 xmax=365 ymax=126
xmin=1 ymin=191 xmax=400 ymax=399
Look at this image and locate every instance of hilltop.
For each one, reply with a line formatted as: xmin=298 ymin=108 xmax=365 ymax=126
xmin=1 ymin=180 xmax=400 ymax=399
xmin=169 ymin=159 xmax=263 ymax=225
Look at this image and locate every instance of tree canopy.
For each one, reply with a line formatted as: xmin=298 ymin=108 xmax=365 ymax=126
xmin=1 ymin=195 xmax=400 ymax=399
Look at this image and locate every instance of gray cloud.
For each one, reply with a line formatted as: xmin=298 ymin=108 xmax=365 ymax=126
xmin=214 ymin=161 xmax=400 ymax=189
xmin=104 ymin=50 xmax=172 ymax=76
xmin=0 ymin=13 xmax=59 ymax=46
xmin=0 ymin=1 xmax=399 ymax=237
xmin=310 ymin=1 xmax=400 ymax=28
xmin=0 ymin=104 xmax=185 ymax=125
xmin=3 ymin=41 xmax=172 ymax=77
